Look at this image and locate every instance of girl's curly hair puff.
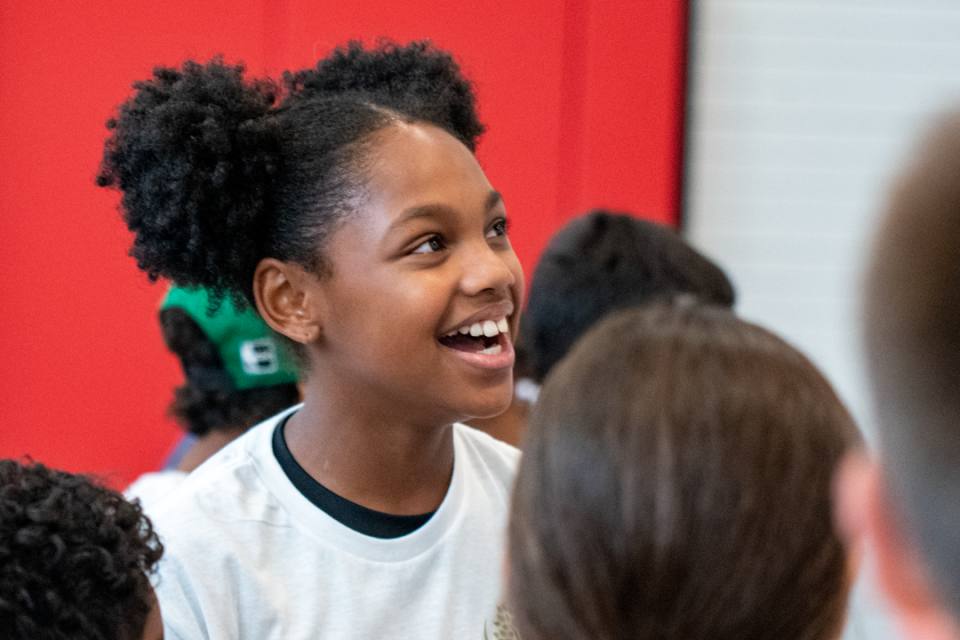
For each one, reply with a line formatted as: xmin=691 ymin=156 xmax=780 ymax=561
xmin=289 ymin=39 xmax=485 ymax=152
xmin=97 ymin=57 xmax=282 ymax=309
xmin=0 ymin=460 xmax=163 ymax=640
xmin=97 ymin=41 xmax=484 ymax=310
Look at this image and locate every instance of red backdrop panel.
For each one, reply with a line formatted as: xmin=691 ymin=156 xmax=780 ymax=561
xmin=0 ymin=0 xmax=687 ymax=487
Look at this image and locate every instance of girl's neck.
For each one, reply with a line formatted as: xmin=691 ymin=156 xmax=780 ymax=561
xmin=282 ymin=391 xmax=455 ymax=516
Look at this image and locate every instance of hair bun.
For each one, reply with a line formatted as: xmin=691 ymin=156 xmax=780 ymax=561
xmin=97 ymin=57 xmax=281 ymax=305
xmin=288 ymin=40 xmax=485 ymax=151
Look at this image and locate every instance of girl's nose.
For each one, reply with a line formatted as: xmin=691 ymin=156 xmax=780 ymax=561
xmin=460 ymin=240 xmax=517 ymax=297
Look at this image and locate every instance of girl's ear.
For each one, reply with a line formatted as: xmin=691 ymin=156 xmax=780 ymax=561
xmin=253 ymin=258 xmax=324 ymax=345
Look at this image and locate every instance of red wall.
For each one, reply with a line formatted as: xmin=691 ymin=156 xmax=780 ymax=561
xmin=0 ymin=0 xmax=687 ymax=487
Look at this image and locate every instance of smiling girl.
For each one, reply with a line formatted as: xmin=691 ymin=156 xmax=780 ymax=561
xmin=97 ymin=41 xmax=523 ymax=640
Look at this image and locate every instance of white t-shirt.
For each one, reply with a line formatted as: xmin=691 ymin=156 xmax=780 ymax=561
xmin=148 ymin=405 xmax=521 ymax=640
xmin=125 ymin=469 xmax=189 ymax=510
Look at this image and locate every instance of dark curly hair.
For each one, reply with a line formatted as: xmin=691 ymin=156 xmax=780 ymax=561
xmin=520 ymin=210 xmax=736 ymax=382
xmin=0 ymin=460 xmax=163 ymax=640
xmin=97 ymin=40 xmax=484 ymax=309
xmin=160 ymin=307 xmax=300 ymax=436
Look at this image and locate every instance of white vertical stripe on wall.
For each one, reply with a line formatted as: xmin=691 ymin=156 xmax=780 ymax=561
xmin=684 ymin=2 xmax=960 ymax=640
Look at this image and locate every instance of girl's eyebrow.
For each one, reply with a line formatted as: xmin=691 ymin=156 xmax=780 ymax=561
xmin=389 ymin=190 xmax=505 ymax=231
xmin=485 ymin=190 xmax=503 ymax=211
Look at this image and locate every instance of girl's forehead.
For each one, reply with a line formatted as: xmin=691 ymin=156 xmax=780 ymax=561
xmin=356 ymin=123 xmax=493 ymax=221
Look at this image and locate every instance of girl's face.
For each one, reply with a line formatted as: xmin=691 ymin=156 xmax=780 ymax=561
xmin=310 ymin=122 xmax=524 ymax=425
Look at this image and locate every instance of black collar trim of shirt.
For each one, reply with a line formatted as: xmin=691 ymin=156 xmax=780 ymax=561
xmin=271 ymin=415 xmax=435 ymax=539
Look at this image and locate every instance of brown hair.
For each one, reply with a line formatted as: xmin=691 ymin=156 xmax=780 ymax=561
xmin=863 ymin=108 xmax=960 ymax=618
xmin=508 ymin=304 xmax=861 ymax=640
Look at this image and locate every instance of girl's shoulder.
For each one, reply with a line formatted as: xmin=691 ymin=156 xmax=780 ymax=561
xmin=146 ymin=408 xmax=297 ymax=529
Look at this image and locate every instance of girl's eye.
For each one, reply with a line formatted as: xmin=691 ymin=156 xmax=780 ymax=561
xmin=412 ymin=236 xmax=445 ymax=254
xmin=486 ymin=219 xmax=508 ymax=238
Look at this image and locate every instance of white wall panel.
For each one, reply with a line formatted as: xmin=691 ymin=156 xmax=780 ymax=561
xmin=684 ymin=2 xmax=960 ymax=639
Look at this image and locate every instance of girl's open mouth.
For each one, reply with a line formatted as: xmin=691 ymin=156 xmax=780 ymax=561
xmin=438 ymin=317 xmax=511 ymax=355
xmin=438 ymin=331 xmax=505 ymax=355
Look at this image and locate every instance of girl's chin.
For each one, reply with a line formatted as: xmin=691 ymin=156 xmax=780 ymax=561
xmin=458 ymin=391 xmax=515 ymax=422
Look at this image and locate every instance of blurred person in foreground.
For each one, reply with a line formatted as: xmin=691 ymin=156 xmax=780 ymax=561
xmin=0 ymin=459 xmax=164 ymax=639
xmin=469 ymin=210 xmax=735 ymax=447
xmin=837 ymin=109 xmax=960 ymax=640
xmin=126 ymin=286 xmax=300 ymax=508
xmin=508 ymin=303 xmax=862 ymax=640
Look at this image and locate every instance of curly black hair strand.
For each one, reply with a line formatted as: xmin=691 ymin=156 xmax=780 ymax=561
xmin=0 ymin=460 xmax=163 ymax=640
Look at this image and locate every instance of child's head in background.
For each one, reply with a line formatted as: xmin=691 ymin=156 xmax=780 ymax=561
xmin=508 ymin=303 xmax=861 ymax=640
xmin=519 ymin=210 xmax=735 ymax=384
xmin=837 ymin=107 xmax=960 ymax=640
xmin=0 ymin=460 xmax=163 ymax=640
xmin=159 ymin=285 xmax=301 ymax=439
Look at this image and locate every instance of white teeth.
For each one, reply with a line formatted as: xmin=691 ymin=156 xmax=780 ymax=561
xmin=448 ymin=318 xmax=508 ymax=338
xmin=480 ymin=344 xmax=503 ymax=355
